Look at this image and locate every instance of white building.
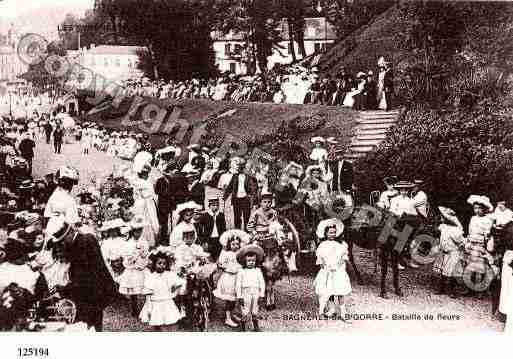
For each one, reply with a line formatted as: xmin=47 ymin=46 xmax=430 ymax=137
xmin=76 ymin=44 xmax=145 ymax=82
xmin=212 ymin=17 xmax=336 ymax=75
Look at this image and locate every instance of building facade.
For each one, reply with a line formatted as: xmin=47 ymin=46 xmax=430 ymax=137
xmin=76 ymin=45 xmax=145 ymax=82
xmin=0 ymin=45 xmax=28 ymax=83
xmin=212 ymin=17 xmax=336 ymax=75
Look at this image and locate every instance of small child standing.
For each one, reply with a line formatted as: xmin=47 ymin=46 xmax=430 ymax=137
xmin=117 ymin=216 xmax=150 ymax=316
xmin=139 ymin=251 xmax=185 ymax=331
xmin=99 ymin=219 xmax=130 ymax=282
xmin=235 ymin=244 xmax=266 ymax=332
xmin=314 ymin=218 xmax=352 ymax=321
xmin=213 ymin=234 xmax=243 ymax=328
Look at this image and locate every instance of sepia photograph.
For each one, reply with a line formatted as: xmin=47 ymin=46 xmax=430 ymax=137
xmin=0 ymin=0 xmax=513 ymax=343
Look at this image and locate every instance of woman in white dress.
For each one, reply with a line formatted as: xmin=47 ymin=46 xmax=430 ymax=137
xmin=314 ymin=218 xmax=352 ymax=321
xmin=464 ymin=195 xmax=494 ymax=291
xmin=130 ymin=164 xmax=160 ymax=248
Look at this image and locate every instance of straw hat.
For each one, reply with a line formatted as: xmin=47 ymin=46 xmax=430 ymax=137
xmin=467 ymin=195 xmax=493 ymax=212
xmin=316 ymin=218 xmax=344 ymax=239
xmin=310 ymin=136 xmax=325 ymax=144
xmin=438 ymin=206 xmax=462 ymax=227
xmin=326 ymin=137 xmax=338 ymax=145
xmin=305 ymin=165 xmax=323 ymax=177
xmin=236 ymin=244 xmax=264 ymax=265
xmin=219 ymin=229 xmax=251 ymax=248
xmin=176 ymin=201 xmax=202 ymax=215
xmin=57 ymin=166 xmax=79 ymax=181
xmin=394 ymin=181 xmax=415 ymax=189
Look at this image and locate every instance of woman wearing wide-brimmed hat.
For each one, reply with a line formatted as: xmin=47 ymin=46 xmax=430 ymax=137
xmin=433 ymin=206 xmax=466 ymax=298
xmin=465 ymin=195 xmax=495 ymax=288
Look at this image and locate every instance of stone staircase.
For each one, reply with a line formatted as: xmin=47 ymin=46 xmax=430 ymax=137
xmin=344 ymin=109 xmax=400 ymax=161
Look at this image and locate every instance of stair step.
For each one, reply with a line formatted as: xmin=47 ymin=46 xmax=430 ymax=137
xmin=356 ymin=128 xmax=389 ymax=136
xmin=349 ymin=145 xmax=375 ymax=153
xmin=344 ymin=152 xmax=365 ymax=160
xmin=351 ymin=139 xmax=382 ymax=147
xmin=356 ymin=133 xmax=387 ymax=141
xmin=356 ymin=123 xmax=394 ymax=131
xmin=359 ymin=110 xmax=400 ymax=116
xmin=356 ymin=118 xmax=397 ymax=124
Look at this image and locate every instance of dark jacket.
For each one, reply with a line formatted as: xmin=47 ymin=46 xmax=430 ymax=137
xmin=18 ymin=138 xmax=35 ymax=159
xmin=328 ymin=160 xmax=353 ymax=192
xmin=65 ymin=232 xmax=117 ymax=309
xmin=154 ymin=174 xmax=190 ymax=214
xmin=202 ymin=211 xmax=227 ymax=240
xmin=224 ymin=173 xmax=258 ymax=204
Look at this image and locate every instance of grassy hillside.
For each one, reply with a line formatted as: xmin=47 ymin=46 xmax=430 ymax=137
xmin=85 ymin=97 xmax=358 ymax=158
xmin=318 ymin=5 xmax=405 ymax=75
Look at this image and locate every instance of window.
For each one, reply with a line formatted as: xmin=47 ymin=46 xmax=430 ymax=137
xmin=115 ymin=58 xmax=121 ymax=67
xmin=314 ymin=43 xmax=321 ymax=53
xmin=104 ymin=58 xmax=109 ymax=67
xmin=229 ymin=62 xmax=236 ymax=73
xmin=234 ymin=44 xmax=242 ymax=55
xmin=225 ymin=43 xmax=231 ymax=56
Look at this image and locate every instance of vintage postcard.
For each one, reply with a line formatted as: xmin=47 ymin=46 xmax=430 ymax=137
xmin=0 ymin=0 xmax=512 ymax=348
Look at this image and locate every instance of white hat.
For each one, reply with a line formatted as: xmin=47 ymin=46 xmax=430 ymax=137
xmin=58 ymin=166 xmax=79 ymax=181
xmin=438 ymin=206 xmax=462 ymax=228
xmin=176 ymin=201 xmax=202 ymax=215
xmin=187 ymin=143 xmax=201 ymax=151
xmin=316 ymin=218 xmax=344 ymax=239
xmin=310 ymin=136 xmax=325 ymax=143
xmin=219 ymin=229 xmax=251 ymax=248
xmin=467 ymin=195 xmax=493 ymax=212
xmin=45 ymin=216 xmax=72 ymax=243
xmin=377 ymin=56 xmax=387 ymax=67
xmin=326 ymin=137 xmax=338 ymax=144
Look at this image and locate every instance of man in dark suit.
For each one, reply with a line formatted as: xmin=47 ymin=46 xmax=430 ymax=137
xmin=326 ymin=139 xmax=353 ymax=192
xmin=200 ymin=197 xmax=226 ymax=260
xmin=219 ymin=157 xmax=258 ymax=231
xmin=154 ymin=160 xmax=190 ymax=245
xmin=47 ymin=217 xmax=116 ymax=331
xmin=187 ymin=170 xmax=205 ymax=206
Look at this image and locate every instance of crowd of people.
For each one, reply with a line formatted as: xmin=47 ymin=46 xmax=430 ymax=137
xmin=116 ymin=57 xmax=393 ymax=110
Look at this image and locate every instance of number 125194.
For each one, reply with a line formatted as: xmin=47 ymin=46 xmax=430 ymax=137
xmin=17 ymin=348 xmax=49 ymax=357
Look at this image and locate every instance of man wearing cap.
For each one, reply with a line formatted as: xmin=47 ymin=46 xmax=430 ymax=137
xmin=46 ymin=217 xmax=116 ymax=331
xmin=247 ymin=190 xmax=278 ymax=239
xmin=219 ymin=157 xmax=258 ymax=231
xmin=154 ymin=160 xmax=190 ymax=245
xmin=201 ymin=196 xmax=226 ymax=260
xmin=43 ymin=166 xmax=80 ymax=226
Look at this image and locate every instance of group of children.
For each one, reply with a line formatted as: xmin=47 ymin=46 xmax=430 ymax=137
xmin=95 ymin=194 xmax=268 ymax=331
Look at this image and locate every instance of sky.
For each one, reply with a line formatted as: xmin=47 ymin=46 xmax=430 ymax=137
xmin=0 ymin=0 xmax=94 ymax=18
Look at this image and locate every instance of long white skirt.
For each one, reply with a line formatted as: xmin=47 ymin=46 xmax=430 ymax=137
xmin=499 ymin=250 xmax=513 ymax=315
xmin=132 ymin=198 xmax=160 ymax=248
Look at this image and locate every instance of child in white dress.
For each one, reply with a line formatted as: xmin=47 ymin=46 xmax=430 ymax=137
xmin=139 ymin=251 xmax=185 ymax=330
xmin=117 ymin=217 xmax=151 ymax=316
xmin=314 ymin=219 xmax=352 ymax=321
xmin=309 ymin=137 xmax=328 ymax=167
xmin=99 ymin=219 xmax=130 ymax=282
xmin=213 ymin=235 xmax=242 ymax=328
